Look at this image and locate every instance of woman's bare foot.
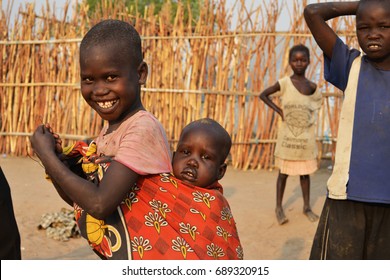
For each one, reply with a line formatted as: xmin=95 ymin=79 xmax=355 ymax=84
xmin=303 ymin=208 xmax=319 ymax=222
xmin=275 ymin=207 xmax=288 ymax=225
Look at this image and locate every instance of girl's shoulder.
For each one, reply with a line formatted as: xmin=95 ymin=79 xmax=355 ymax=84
xmin=278 ymin=76 xmax=290 ymax=85
xmin=277 ymin=76 xmax=291 ymax=92
xmin=122 ymin=110 xmax=161 ymax=129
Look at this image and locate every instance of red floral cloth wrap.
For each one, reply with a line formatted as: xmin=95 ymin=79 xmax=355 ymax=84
xmin=62 ymin=141 xmax=243 ymax=260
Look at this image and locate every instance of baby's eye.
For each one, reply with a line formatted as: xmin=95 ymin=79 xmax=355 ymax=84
xmin=182 ymin=149 xmax=190 ymax=155
xmin=201 ymin=154 xmax=210 ymax=160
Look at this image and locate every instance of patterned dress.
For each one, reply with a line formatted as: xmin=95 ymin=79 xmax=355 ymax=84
xmin=65 ymin=141 xmax=243 ymax=260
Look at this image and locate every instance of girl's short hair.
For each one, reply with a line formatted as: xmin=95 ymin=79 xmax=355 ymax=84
xmin=289 ymin=44 xmax=310 ymax=61
xmin=80 ymin=19 xmax=143 ymax=68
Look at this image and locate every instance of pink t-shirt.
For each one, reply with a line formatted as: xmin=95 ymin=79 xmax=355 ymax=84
xmin=95 ymin=110 xmax=172 ymax=175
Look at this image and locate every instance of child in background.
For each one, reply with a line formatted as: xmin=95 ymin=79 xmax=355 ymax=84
xmin=260 ymin=44 xmax=322 ymax=225
xmin=304 ymin=0 xmax=390 ymax=259
xmin=30 ymin=19 xmax=172 ymax=259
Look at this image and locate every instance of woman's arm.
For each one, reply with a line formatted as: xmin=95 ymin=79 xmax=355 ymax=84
xmin=304 ymin=1 xmax=359 ymax=59
xmin=259 ymin=81 xmax=284 ymax=120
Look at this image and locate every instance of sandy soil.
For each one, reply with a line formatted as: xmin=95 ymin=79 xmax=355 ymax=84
xmin=0 ymin=156 xmax=332 ymax=260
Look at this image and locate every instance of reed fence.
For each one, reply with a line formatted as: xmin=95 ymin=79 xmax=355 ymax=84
xmin=0 ymin=0 xmax=359 ymax=170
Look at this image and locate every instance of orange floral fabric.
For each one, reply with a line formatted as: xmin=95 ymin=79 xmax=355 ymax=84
xmin=63 ymin=141 xmax=243 ymax=260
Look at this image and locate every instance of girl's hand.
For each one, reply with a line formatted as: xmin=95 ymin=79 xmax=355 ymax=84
xmin=44 ymin=123 xmax=63 ymax=154
xmin=30 ymin=125 xmax=57 ymax=160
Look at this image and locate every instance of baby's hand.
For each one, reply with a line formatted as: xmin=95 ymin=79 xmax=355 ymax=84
xmin=44 ymin=123 xmax=63 ymax=154
xmin=91 ymin=156 xmax=112 ymax=164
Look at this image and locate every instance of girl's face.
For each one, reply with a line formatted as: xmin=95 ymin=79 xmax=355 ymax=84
xmin=289 ymin=51 xmax=309 ymax=76
xmin=80 ymin=45 xmax=147 ymax=128
xmin=356 ymin=1 xmax=390 ymax=69
xmin=173 ymin=127 xmax=226 ymax=188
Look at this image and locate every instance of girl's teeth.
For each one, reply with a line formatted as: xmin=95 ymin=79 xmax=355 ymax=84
xmin=97 ymin=100 xmax=116 ymax=109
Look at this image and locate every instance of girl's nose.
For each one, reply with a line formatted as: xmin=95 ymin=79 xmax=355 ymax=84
xmin=93 ymin=81 xmax=109 ymax=95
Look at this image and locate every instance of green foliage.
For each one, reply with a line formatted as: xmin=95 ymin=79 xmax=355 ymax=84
xmin=85 ymin=0 xmax=201 ymax=24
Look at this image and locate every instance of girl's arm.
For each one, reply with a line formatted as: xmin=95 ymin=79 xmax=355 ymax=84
xmin=30 ymin=125 xmax=139 ymax=219
xmin=41 ymin=123 xmax=74 ymax=206
xmin=50 ymin=178 xmax=74 ymax=206
xmin=304 ymin=1 xmax=359 ymax=59
xmin=259 ymin=81 xmax=284 ymax=120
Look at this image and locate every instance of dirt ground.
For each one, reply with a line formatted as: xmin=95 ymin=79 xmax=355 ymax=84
xmin=0 ymin=156 xmax=332 ymax=260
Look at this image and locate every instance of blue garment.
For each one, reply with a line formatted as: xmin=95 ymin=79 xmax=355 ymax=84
xmin=325 ymin=38 xmax=390 ymax=204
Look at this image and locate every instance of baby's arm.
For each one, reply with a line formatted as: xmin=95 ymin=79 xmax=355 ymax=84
xmin=304 ymin=1 xmax=359 ymax=59
xmin=259 ymin=81 xmax=284 ymax=120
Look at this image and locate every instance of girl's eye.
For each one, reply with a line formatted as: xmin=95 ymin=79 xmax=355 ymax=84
xmin=107 ymin=75 xmax=117 ymax=82
xmin=82 ymin=77 xmax=92 ymax=83
xmin=201 ymin=154 xmax=210 ymax=160
xmin=182 ymin=149 xmax=190 ymax=155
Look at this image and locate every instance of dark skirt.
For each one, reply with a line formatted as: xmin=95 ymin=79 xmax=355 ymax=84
xmin=310 ymin=197 xmax=390 ymax=260
xmin=0 ymin=167 xmax=21 ymax=260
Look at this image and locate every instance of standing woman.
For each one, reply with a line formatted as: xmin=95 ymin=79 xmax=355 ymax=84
xmin=260 ymin=44 xmax=322 ymax=225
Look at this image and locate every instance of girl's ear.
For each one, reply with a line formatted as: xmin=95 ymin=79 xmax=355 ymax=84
xmin=217 ymin=163 xmax=227 ymax=180
xmin=137 ymin=61 xmax=148 ymax=85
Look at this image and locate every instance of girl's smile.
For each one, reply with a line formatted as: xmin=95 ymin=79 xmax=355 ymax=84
xmin=96 ymin=99 xmax=118 ymax=109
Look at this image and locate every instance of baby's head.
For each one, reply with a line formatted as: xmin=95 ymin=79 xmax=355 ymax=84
xmin=356 ymin=0 xmax=390 ymax=66
xmin=172 ymin=118 xmax=232 ymax=188
xmin=79 ymin=20 xmax=148 ymax=124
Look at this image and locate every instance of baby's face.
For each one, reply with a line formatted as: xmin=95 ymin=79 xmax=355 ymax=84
xmin=79 ymin=44 xmax=143 ymax=126
xmin=173 ymin=128 xmax=225 ymax=188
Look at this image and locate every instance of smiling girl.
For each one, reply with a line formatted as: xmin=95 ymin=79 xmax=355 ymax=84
xmin=30 ymin=20 xmax=172 ymax=259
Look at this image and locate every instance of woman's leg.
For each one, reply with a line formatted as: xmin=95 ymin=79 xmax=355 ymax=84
xmin=300 ymin=174 xmax=318 ymax=222
xmin=276 ymin=171 xmax=288 ymax=225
